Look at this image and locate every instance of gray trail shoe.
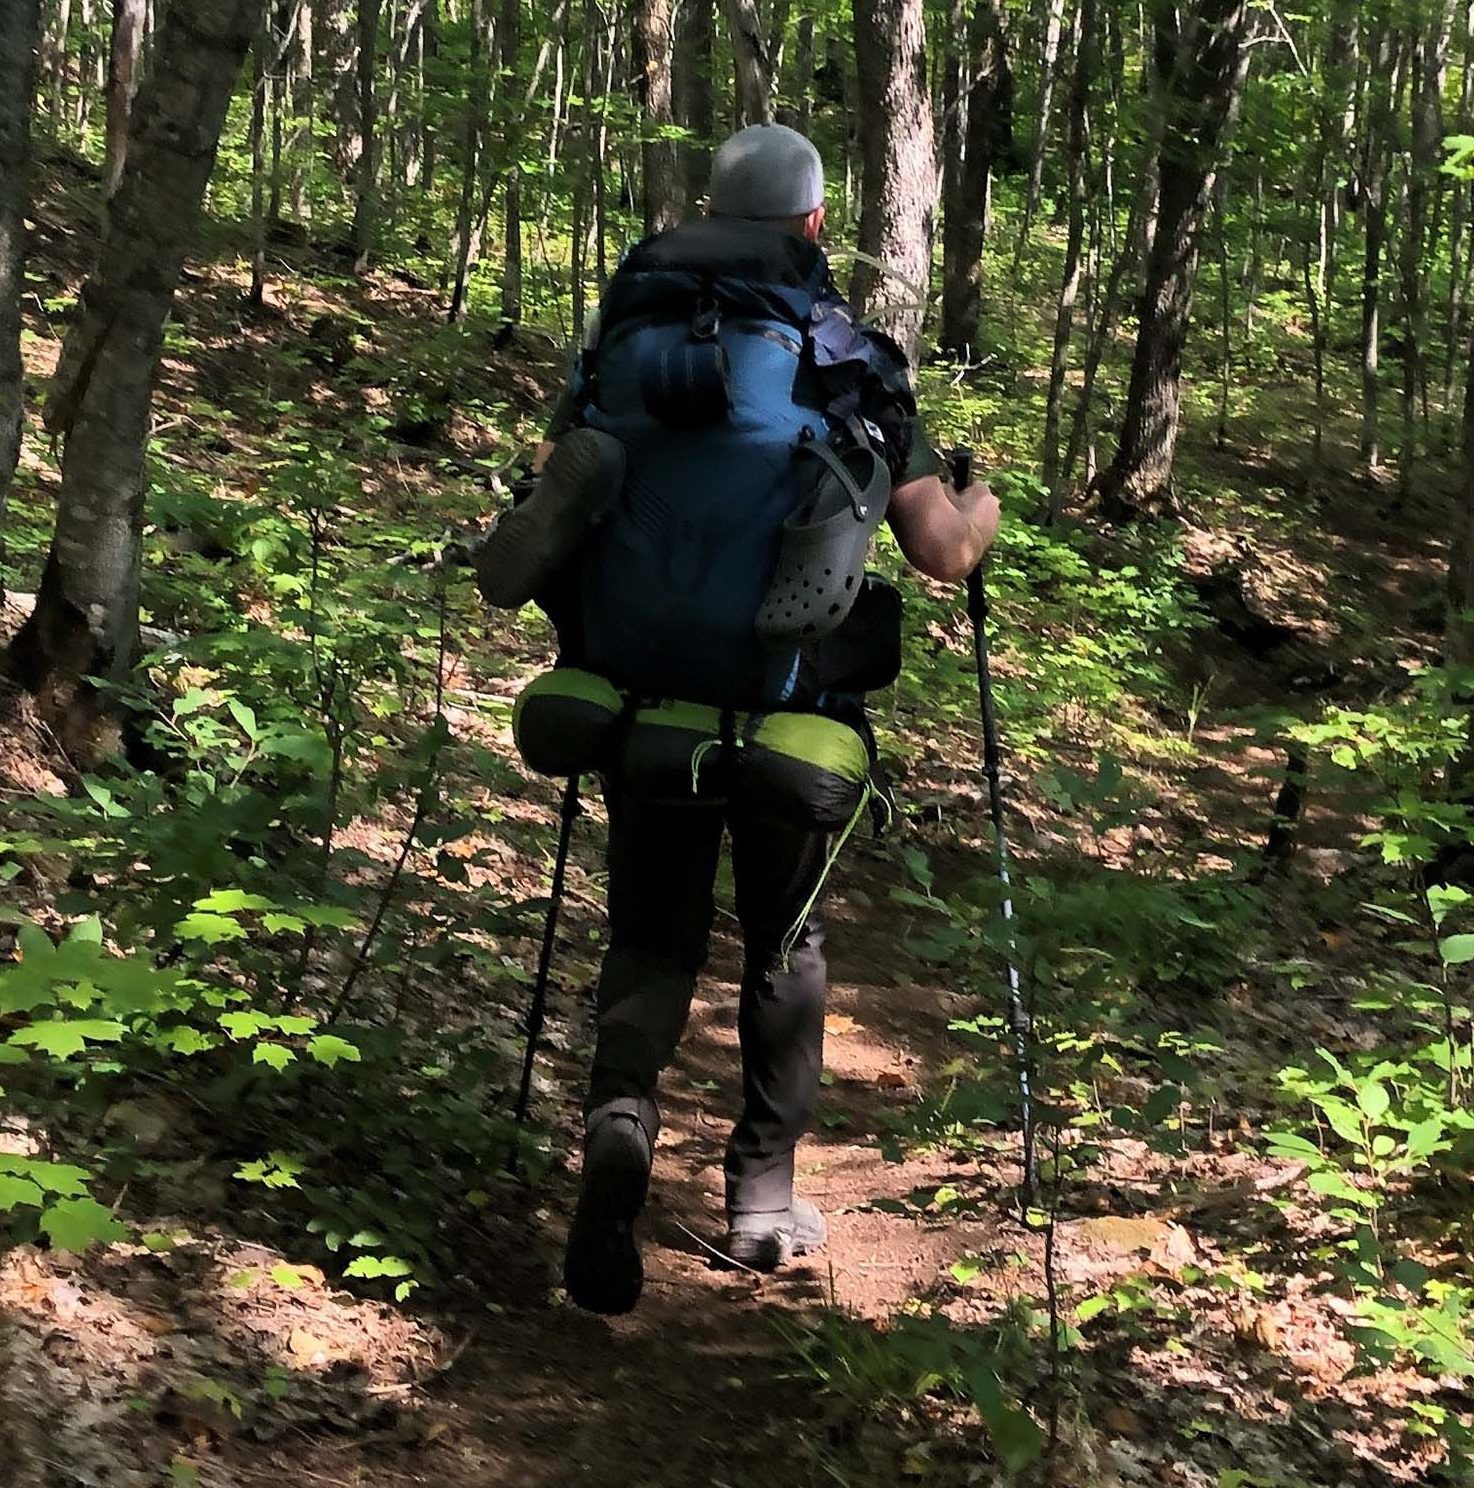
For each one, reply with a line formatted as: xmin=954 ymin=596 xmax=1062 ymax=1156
xmin=725 ymin=1196 xmax=827 ymax=1273
xmin=476 ymin=428 xmax=625 ymax=609
xmin=563 ymin=1112 xmax=652 ymax=1315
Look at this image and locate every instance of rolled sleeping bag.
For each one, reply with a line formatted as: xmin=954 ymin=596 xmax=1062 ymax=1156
xmin=737 ymin=711 xmax=871 ymax=832
xmin=512 ymin=668 xmax=623 ymax=777
xmin=511 ymin=669 xmax=872 ymax=834
xmin=618 ymin=698 xmax=726 ymax=804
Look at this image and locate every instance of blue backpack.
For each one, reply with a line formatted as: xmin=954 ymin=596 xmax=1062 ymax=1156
xmin=567 ymin=219 xmax=912 ymax=712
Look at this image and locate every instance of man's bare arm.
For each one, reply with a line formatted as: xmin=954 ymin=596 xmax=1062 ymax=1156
xmin=887 ymin=474 xmax=1001 ymax=583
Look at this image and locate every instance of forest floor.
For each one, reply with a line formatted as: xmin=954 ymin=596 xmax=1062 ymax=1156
xmin=0 ymin=154 xmax=1467 ymax=1487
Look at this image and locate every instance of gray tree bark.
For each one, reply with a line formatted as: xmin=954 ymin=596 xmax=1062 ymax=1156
xmin=350 ymin=0 xmax=381 ymax=271
xmin=5 ymin=0 xmax=258 ymax=720
xmin=104 ymin=0 xmax=148 ymax=198
xmin=1360 ymin=5 xmax=1396 ymax=470
xmin=1093 ymin=0 xmax=1252 ymax=519
xmin=851 ymin=0 xmax=937 ymax=362
xmin=43 ymin=0 xmax=72 ymax=130
xmin=1041 ymin=0 xmax=1094 ymax=497
xmin=725 ymin=0 xmax=773 ymax=126
xmin=499 ymin=0 xmax=523 ymax=322
xmin=939 ymin=0 xmax=1011 ymax=353
xmin=449 ymin=0 xmax=490 ymax=322
xmin=1021 ymin=0 xmax=1066 ymax=234
xmin=0 ymin=0 xmax=41 ymax=606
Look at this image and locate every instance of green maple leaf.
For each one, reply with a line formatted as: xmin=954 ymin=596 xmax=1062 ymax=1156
xmin=9 ymin=1020 xmax=127 ymax=1058
xmin=40 ymin=1197 xmax=128 ymax=1251
xmin=0 ymin=1175 xmax=45 ymax=1210
xmin=307 ymin=1034 xmax=361 ymax=1068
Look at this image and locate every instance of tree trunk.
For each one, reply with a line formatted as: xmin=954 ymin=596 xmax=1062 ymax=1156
xmin=1093 ymin=0 xmax=1252 ymax=519
xmin=1361 ymin=7 xmax=1396 ymax=470
xmin=940 ymin=0 xmax=1011 ymax=354
xmin=351 ymin=0 xmax=381 ymax=271
xmin=725 ymin=0 xmax=772 ymax=126
xmin=104 ymin=0 xmax=147 ymax=199
xmin=1446 ymin=328 xmax=1474 ymax=799
xmin=289 ymin=0 xmax=314 ymax=222
xmin=449 ymin=0 xmax=489 ymax=322
xmin=1400 ymin=2 xmax=1456 ymax=503
xmin=249 ymin=21 xmax=269 ymax=304
xmin=421 ymin=0 xmax=439 ymax=194
xmin=5 ymin=0 xmax=258 ymax=723
xmin=499 ymin=0 xmax=523 ymax=323
xmin=1447 ymin=0 xmax=1474 ymax=424
xmin=851 ymin=0 xmax=938 ymax=363
xmin=0 ymin=0 xmax=41 ymax=605
xmin=325 ymin=0 xmax=361 ymax=180
xmin=75 ymin=0 xmax=101 ymax=137
xmin=1021 ymin=0 xmax=1067 ymax=237
xmin=674 ymin=0 xmax=715 ymax=211
xmin=635 ymin=0 xmax=681 ymax=233
xmin=792 ymin=11 xmax=814 ymax=134
xmin=43 ymin=0 xmax=72 ymax=132
xmin=1040 ymin=0 xmax=1093 ymax=499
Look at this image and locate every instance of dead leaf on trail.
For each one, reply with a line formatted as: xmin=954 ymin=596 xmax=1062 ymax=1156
xmin=824 ymin=1014 xmax=860 ymax=1036
xmin=876 ymin=1071 xmax=908 ymax=1091
xmin=288 ymin=1328 xmax=330 ymax=1365
xmin=1072 ymin=1215 xmax=1178 ymax=1256
xmin=1146 ymin=1223 xmax=1199 ymax=1276
xmin=1101 ymin=1404 xmax=1144 ymax=1439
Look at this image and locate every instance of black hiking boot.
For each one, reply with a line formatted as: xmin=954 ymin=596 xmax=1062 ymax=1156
xmin=563 ymin=1112 xmax=652 ymax=1315
xmin=725 ymin=1196 xmax=827 ymax=1273
xmin=476 ymin=428 xmax=624 ymax=610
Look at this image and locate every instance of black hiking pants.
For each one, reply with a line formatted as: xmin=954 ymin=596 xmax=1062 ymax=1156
xmin=585 ymin=786 xmax=830 ymax=1218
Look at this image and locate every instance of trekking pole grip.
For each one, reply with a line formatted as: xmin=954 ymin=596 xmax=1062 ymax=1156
xmin=949 ymin=448 xmax=989 ymax=626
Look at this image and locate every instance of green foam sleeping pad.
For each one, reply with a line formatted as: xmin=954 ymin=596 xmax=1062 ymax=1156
xmin=511 ymin=668 xmax=871 ymax=832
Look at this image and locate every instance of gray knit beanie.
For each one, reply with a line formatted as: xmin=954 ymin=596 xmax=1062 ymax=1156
xmin=708 ymin=124 xmax=825 ymax=220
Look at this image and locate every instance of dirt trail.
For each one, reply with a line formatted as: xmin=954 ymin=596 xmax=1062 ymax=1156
xmin=414 ymin=847 xmax=1018 ymax=1488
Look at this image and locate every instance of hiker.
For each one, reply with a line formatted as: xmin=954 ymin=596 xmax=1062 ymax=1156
xmin=481 ymin=124 xmax=1000 ymax=1316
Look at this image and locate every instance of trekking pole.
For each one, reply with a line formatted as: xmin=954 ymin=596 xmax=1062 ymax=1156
xmin=951 ymin=450 xmax=1039 ymax=1213
xmin=509 ymin=774 xmax=582 ymax=1171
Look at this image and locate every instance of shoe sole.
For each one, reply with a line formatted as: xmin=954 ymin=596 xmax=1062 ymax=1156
xmin=563 ymin=1124 xmax=649 ymax=1315
xmin=725 ymin=1202 xmax=827 ymax=1273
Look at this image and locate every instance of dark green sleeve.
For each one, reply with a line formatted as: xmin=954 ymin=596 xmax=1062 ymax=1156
xmin=900 ymin=415 xmax=943 ymax=485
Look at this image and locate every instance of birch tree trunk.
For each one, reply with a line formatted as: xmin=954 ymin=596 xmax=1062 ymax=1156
xmin=104 ymin=0 xmax=148 ymax=198
xmin=5 ymin=0 xmax=259 ymax=725
xmin=1093 ymin=0 xmax=1252 ymax=519
xmin=851 ymin=0 xmax=937 ymax=362
xmin=0 ymin=0 xmax=41 ymax=605
xmin=1021 ymin=0 xmax=1067 ymax=235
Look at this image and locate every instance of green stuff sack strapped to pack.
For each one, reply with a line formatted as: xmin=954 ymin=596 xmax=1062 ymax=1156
xmin=511 ymin=669 xmax=873 ymax=835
